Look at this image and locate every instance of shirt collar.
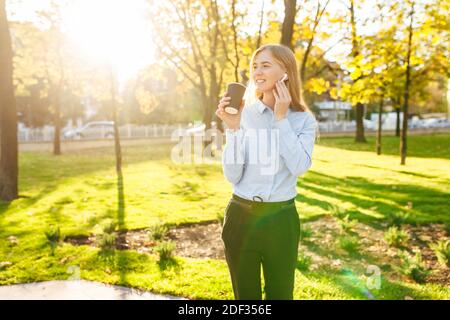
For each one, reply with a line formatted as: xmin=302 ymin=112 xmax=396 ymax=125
xmin=256 ymin=99 xmax=292 ymax=115
xmin=256 ymin=99 xmax=268 ymax=114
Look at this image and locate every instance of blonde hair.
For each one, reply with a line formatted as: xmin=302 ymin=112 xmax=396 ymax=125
xmin=244 ymin=44 xmax=310 ymax=113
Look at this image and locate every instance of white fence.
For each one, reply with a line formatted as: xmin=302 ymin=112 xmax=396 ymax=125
xmin=317 ymin=121 xmax=365 ymax=133
xmin=316 ymin=120 xmax=450 ymax=133
xmin=18 ymin=124 xmax=188 ymax=142
xmin=18 ymin=120 xmax=450 ymax=143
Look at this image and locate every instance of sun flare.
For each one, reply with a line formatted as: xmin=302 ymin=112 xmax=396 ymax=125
xmin=62 ymin=0 xmax=155 ymax=85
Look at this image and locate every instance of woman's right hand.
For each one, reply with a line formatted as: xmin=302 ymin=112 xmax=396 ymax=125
xmin=215 ymin=95 xmax=245 ymax=131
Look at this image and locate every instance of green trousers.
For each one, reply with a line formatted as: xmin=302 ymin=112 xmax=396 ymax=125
xmin=221 ymin=194 xmax=300 ymax=300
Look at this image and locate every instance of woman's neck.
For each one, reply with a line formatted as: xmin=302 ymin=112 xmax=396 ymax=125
xmin=261 ymin=92 xmax=276 ymax=110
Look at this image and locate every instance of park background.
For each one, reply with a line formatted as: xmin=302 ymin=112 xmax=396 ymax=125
xmin=0 ymin=0 xmax=449 ymax=299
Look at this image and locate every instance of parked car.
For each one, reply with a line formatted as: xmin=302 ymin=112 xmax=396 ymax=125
xmin=410 ymin=118 xmax=425 ymax=129
xmin=422 ymin=118 xmax=440 ymax=128
xmin=408 ymin=118 xmax=450 ymax=129
xmin=63 ymin=121 xmax=114 ymax=140
xmin=431 ymin=119 xmax=450 ymax=128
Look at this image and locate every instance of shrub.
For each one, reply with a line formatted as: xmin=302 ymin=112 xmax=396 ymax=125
xmin=101 ymin=219 xmax=117 ymax=234
xmin=338 ymin=236 xmax=360 ymax=254
xmin=397 ymin=250 xmax=430 ymax=283
xmin=384 ymin=226 xmax=410 ymax=248
xmin=45 ymin=226 xmax=63 ymax=255
xmin=338 ymin=214 xmax=357 ymax=234
xmin=296 ymin=252 xmax=312 ymax=271
xmin=328 ymin=204 xmax=346 ymax=220
xmin=300 ymin=225 xmax=313 ymax=241
xmin=155 ymin=241 xmax=176 ymax=262
xmin=429 ymin=240 xmax=450 ymax=267
xmin=388 ymin=211 xmax=410 ymax=226
xmin=444 ymin=222 xmax=450 ymax=236
xmin=148 ymin=224 xmax=168 ymax=241
xmin=45 ymin=225 xmax=62 ymax=243
xmin=96 ymin=232 xmax=116 ymax=250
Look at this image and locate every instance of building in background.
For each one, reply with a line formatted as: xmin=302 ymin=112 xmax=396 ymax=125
xmin=314 ymin=100 xmax=353 ymax=122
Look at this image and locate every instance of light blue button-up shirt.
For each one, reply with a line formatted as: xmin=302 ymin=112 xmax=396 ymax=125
xmin=221 ymin=99 xmax=317 ymax=202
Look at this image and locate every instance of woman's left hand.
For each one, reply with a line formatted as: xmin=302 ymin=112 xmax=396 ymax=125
xmin=273 ymin=80 xmax=292 ymax=121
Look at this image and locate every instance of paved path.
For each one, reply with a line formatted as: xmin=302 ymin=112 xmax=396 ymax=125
xmin=0 ymin=280 xmax=187 ymax=300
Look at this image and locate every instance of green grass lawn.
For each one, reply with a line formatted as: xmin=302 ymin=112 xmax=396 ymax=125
xmin=1 ymin=133 xmax=449 ymax=299
xmin=317 ymin=133 xmax=450 ymax=160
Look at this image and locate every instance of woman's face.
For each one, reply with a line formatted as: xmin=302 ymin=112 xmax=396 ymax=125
xmin=252 ymin=50 xmax=286 ymax=93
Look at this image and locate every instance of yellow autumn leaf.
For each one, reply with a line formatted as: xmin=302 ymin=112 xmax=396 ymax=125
xmin=135 ymin=87 xmax=158 ymax=115
xmin=305 ymin=78 xmax=330 ymax=95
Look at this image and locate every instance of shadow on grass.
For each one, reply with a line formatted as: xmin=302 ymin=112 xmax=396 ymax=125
xmin=0 ymin=201 xmax=10 ymax=216
xmin=316 ymin=133 xmax=450 ymax=160
xmin=92 ymin=170 xmax=129 ymax=294
xmin=157 ymin=257 xmax=181 ymax=272
xmin=298 ymin=171 xmax=450 ymax=227
xmin=302 ymin=267 xmax=440 ymax=299
xmin=97 ymin=249 xmax=116 ymax=265
xmin=359 ymin=164 xmax=439 ymax=179
xmin=13 ymin=142 xmax=175 ymax=209
xmin=0 ymin=185 xmax=55 ymax=214
xmin=0 ymin=186 xmax=62 ymax=238
xmin=116 ymin=170 xmax=128 ymax=294
xmin=300 ymin=235 xmax=382 ymax=271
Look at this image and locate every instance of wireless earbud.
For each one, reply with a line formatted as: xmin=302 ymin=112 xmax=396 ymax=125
xmin=280 ymin=73 xmax=288 ymax=82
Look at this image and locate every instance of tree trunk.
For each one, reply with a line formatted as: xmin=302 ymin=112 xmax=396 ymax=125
xmin=53 ymin=91 xmax=61 ymax=155
xmin=53 ymin=32 xmax=64 ymax=156
xmin=300 ymin=42 xmax=312 ymax=83
xmin=395 ymin=106 xmax=400 ymax=137
xmin=280 ymin=0 xmax=296 ymax=51
xmin=202 ymin=96 xmax=212 ymax=131
xmin=110 ymin=67 xmax=122 ymax=174
xmin=400 ymin=2 xmax=414 ymax=165
xmin=355 ymin=103 xmax=366 ymax=142
xmin=210 ymin=75 xmax=223 ymax=132
xmin=256 ymin=0 xmax=265 ymax=49
xmin=300 ymin=0 xmax=330 ymax=83
xmin=0 ymin=0 xmax=18 ymax=201
xmin=230 ymin=0 xmax=240 ymax=82
xmin=350 ymin=0 xmax=366 ymax=143
xmin=376 ymin=98 xmax=384 ymax=155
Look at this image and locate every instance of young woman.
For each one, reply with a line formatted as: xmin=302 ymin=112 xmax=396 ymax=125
xmin=215 ymin=44 xmax=317 ymax=300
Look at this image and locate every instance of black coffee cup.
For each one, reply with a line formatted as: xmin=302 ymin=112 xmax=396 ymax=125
xmin=225 ymin=82 xmax=247 ymax=114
